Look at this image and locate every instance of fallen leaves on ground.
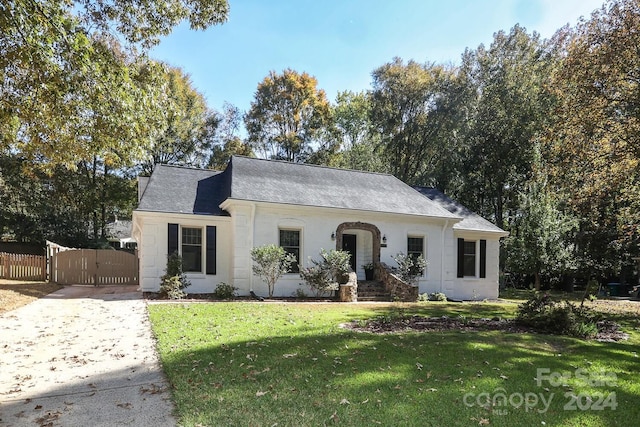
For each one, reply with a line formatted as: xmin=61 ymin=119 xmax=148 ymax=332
xmin=0 ymin=280 xmax=63 ymax=314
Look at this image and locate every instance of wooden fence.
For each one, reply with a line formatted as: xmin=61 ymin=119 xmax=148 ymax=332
xmin=52 ymin=249 xmax=139 ymax=286
xmin=0 ymin=252 xmax=47 ymax=281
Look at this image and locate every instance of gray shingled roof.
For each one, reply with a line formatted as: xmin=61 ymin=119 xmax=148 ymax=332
xmin=136 ymin=158 xmax=481 ymax=221
xmin=227 ymin=156 xmax=459 ymax=219
xmin=413 ymin=187 xmax=507 ymax=234
xmin=136 ymin=165 xmax=230 ymax=215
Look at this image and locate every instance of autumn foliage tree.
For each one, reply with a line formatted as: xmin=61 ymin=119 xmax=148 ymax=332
xmin=1 ymin=0 xmax=229 ymax=170
xmin=1 ymin=0 xmax=229 ymax=245
xmin=546 ymin=0 xmax=640 ymax=277
xmin=140 ymin=66 xmax=219 ymax=175
xmin=245 ymin=69 xmax=332 ymax=162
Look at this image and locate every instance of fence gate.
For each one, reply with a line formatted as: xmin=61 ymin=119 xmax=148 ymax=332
xmin=52 ymin=249 xmax=138 ymax=286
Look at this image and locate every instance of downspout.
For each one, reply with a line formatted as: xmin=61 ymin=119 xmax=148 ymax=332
xmin=249 ymin=203 xmax=256 ymax=292
xmin=440 ymin=220 xmax=449 ymax=293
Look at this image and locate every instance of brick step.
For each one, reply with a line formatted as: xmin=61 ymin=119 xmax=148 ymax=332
xmin=358 ymin=295 xmax=392 ymax=302
xmin=358 ymin=291 xmax=390 ymax=298
xmin=357 ymin=280 xmax=390 ymax=301
xmin=358 ymin=281 xmax=386 ymax=290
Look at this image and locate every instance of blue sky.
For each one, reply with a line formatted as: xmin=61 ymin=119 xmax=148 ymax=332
xmin=151 ymin=0 xmax=605 ymax=114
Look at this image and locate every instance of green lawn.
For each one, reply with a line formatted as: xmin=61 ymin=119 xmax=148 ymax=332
xmin=148 ymin=301 xmax=640 ymax=427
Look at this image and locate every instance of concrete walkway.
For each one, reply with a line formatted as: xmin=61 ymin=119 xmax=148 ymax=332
xmin=0 ymin=286 xmax=175 ymax=427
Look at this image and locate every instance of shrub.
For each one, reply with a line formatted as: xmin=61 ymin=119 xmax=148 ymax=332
xmin=322 ymin=249 xmax=352 ymax=283
xmin=213 ymin=282 xmax=237 ymax=299
xmin=516 ymin=293 xmax=600 ymax=337
xmin=299 ymin=264 xmax=334 ymax=297
xmin=299 ymin=249 xmax=351 ymax=297
xmin=293 ymin=288 xmax=308 ymax=299
xmin=391 ymin=252 xmax=427 ymax=285
xmin=160 ymin=275 xmax=188 ymax=300
xmin=159 ymin=252 xmax=190 ymax=299
xmin=251 ymin=245 xmax=296 ymax=297
xmin=429 ymin=292 xmax=447 ymax=301
xmin=418 ymin=292 xmax=447 ymax=302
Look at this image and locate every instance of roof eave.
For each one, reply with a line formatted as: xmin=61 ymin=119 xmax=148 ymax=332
xmin=220 ymin=197 xmax=463 ymax=221
xmin=453 ymin=226 xmax=510 ymax=237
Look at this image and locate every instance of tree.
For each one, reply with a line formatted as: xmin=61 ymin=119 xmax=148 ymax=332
xmin=244 ymin=69 xmax=332 ymax=162
xmin=207 ymin=102 xmax=254 ymax=170
xmin=504 ymin=146 xmax=577 ymax=290
xmin=77 ymin=158 xmax=138 ymax=241
xmin=333 ymin=91 xmax=373 ymax=150
xmin=140 ymin=66 xmax=218 ymax=175
xmin=1 ymin=0 xmax=229 ymax=169
xmin=251 ymin=244 xmax=296 ymax=298
xmin=370 ymin=58 xmax=468 ymax=188
xmin=0 ymin=154 xmax=134 ymax=246
xmin=545 ymin=0 xmax=640 ymax=277
xmin=331 ymin=91 xmax=386 ymax=173
xmin=458 ymin=25 xmax=554 ymax=230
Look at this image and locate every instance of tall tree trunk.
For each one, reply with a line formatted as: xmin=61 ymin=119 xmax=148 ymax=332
xmin=99 ymin=164 xmax=109 ymax=239
xmin=91 ymin=158 xmax=98 ymax=240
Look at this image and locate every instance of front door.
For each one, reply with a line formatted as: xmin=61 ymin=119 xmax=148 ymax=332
xmin=342 ymin=234 xmax=357 ymax=273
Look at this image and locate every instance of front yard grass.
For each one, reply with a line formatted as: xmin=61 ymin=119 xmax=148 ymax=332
xmin=148 ymin=301 xmax=640 ymax=427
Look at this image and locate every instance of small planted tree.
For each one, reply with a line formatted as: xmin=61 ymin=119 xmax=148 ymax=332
xmin=251 ymin=244 xmax=296 ymax=297
xmin=299 ymin=249 xmax=351 ymax=297
xmin=392 ymin=252 xmax=427 ymax=285
xmin=160 ymin=252 xmax=191 ymax=299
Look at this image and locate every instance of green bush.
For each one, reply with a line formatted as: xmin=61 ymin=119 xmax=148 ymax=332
xmin=251 ymin=245 xmax=296 ymax=297
xmin=299 ymin=249 xmax=351 ymax=297
xmin=391 ymin=252 xmax=427 ymax=285
xmin=160 ymin=275 xmax=188 ymax=300
xmin=159 ymin=252 xmax=190 ymax=299
xmin=418 ymin=292 xmax=447 ymax=302
xmin=213 ymin=282 xmax=237 ymax=299
xmin=293 ymin=288 xmax=308 ymax=299
xmin=429 ymin=292 xmax=447 ymax=301
xmin=516 ymin=293 xmax=600 ymax=337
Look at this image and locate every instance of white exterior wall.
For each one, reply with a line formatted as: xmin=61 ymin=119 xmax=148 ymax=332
xmin=132 ymin=211 xmax=232 ymax=293
xmin=224 ymin=200 xmax=451 ymax=298
xmin=134 ymin=202 xmax=504 ymax=300
xmin=440 ymin=230 xmax=502 ymax=301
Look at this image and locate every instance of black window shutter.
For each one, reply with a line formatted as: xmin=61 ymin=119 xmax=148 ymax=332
xmin=206 ymin=226 xmax=216 ymax=275
xmin=457 ymin=238 xmax=465 ymax=278
xmin=479 ymin=240 xmax=487 ymax=279
xmin=168 ymin=223 xmax=178 ymax=255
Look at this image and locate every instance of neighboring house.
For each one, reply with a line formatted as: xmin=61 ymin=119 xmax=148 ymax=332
xmin=105 ymin=220 xmax=137 ymax=250
xmin=132 ymin=156 xmax=508 ymax=300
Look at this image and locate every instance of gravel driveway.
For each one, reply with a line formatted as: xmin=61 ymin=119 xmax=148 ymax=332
xmin=0 ymin=285 xmax=176 ymax=427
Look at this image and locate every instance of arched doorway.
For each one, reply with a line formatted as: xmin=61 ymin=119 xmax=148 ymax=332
xmin=335 ymin=222 xmax=381 ymax=280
